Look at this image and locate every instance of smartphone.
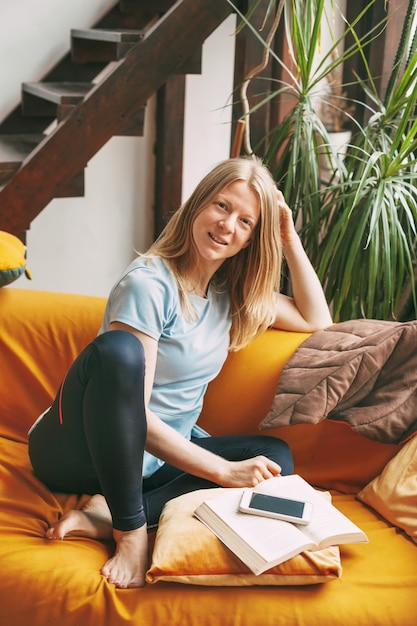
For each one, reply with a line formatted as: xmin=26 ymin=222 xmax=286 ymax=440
xmin=239 ymin=490 xmax=313 ymax=525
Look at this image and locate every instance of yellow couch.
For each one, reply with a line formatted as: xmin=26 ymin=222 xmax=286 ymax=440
xmin=1 ymin=288 xmax=416 ymax=626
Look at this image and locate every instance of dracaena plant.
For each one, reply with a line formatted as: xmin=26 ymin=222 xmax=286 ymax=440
xmin=229 ymin=0 xmax=417 ymax=321
xmin=308 ymin=1 xmax=417 ymax=321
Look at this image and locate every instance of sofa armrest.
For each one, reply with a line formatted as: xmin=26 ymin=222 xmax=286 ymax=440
xmin=0 ymin=288 xmax=105 ymax=442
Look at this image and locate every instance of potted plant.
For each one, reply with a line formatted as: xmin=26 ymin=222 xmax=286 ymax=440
xmin=229 ymin=0 xmax=417 ymax=321
xmin=228 ymin=0 xmax=386 ymax=254
xmin=311 ymin=4 xmax=417 ymax=321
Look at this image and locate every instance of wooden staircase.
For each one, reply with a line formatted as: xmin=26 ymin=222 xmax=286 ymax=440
xmin=0 ymin=0 xmax=235 ymax=238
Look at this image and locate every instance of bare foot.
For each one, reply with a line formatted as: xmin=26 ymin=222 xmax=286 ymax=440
xmin=101 ymin=526 xmax=149 ymax=589
xmin=46 ymin=494 xmax=113 ymax=540
xmin=82 ymin=494 xmax=112 ymax=525
xmin=46 ymin=495 xmax=148 ymax=588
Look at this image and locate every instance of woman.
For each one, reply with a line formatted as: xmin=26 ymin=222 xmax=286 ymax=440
xmin=28 ymin=157 xmax=332 ymax=589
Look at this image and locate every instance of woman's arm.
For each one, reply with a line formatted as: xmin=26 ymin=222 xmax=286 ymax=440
xmin=110 ymin=321 xmax=281 ymax=487
xmin=272 ymin=192 xmax=333 ymax=332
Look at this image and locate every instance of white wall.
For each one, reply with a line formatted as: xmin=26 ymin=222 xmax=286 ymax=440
xmin=0 ymin=0 xmax=115 ymax=121
xmin=1 ymin=1 xmax=236 ymax=296
xmin=182 ymin=15 xmax=236 ymax=200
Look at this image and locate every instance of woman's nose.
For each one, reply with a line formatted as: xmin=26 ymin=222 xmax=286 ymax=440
xmin=220 ymin=214 xmax=236 ymax=232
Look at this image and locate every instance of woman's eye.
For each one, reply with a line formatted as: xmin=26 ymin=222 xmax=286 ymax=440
xmin=217 ymin=201 xmax=227 ymax=210
xmin=240 ymin=217 xmax=253 ymax=228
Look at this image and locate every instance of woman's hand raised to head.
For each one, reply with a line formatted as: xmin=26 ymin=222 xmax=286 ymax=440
xmin=273 ymin=190 xmax=333 ymax=333
xmin=276 ymin=190 xmax=298 ymax=244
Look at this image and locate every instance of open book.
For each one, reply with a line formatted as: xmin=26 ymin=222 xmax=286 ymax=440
xmin=194 ymin=474 xmax=368 ymax=575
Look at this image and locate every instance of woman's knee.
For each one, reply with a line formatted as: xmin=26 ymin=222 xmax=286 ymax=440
xmin=255 ymin=436 xmax=294 ymax=476
xmin=92 ymin=330 xmax=145 ymax=381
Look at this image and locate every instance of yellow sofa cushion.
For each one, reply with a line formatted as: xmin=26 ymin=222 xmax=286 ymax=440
xmin=2 ymin=433 xmax=417 ymax=626
xmin=146 ymin=488 xmax=342 ymax=586
xmin=357 ymin=434 xmax=417 ymax=543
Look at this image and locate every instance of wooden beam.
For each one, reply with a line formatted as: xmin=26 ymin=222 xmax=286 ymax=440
xmin=231 ymin=0 xmax=277 ymax=157
xmin=154 ymin=75 xmax=186 ymax=236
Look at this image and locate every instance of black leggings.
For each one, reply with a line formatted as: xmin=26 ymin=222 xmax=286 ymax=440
xmin=28 ymin=331 xmax=293 ymax=531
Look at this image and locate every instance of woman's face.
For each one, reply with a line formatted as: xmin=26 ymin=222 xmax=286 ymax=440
xmin=192 ymin=180 xmax=260 ymax=269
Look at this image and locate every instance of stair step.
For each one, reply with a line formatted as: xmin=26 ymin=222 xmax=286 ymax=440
xmin=73 ymin=28 xmax=145 ymax=43
xmin=0 ymin=134 xmax=44 ymax=184
xmin=0 ymin=133 xmax=85 ymax=195
xmin=22 ymin=80 xmax=146 ymax=137
xmin=22 ymin=81 xmax=91 ymax=106
xmin=71 ymin=26 xmax=201 ymax=74
xmin=71 ymin=28 xmax=145 ymax=63
xmin=22 ymin=82 xmax=92 ymax=120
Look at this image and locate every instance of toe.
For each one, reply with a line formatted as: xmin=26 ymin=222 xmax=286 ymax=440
xmin=129 ymin=579 xmax=143 ymax=588
xmin=45 ymin=527 xmax=55 ymax=539
xmin=46 ymin=526 xmax=63 ymax=540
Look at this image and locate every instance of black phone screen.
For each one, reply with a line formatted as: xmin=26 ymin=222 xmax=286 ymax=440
xmin=249 ymin=493 xmax=305 ymax=518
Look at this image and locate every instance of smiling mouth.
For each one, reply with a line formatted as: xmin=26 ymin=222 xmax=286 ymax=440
xmin=209 ymin=232 xmax=227 ymax=245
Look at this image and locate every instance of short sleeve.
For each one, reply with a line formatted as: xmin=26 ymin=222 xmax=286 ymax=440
xmin=102 ymin=259 xmax=176 ymax=340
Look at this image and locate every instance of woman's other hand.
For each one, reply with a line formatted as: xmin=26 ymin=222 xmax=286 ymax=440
xmin=219 ymin=456 xmax=282 ymax=488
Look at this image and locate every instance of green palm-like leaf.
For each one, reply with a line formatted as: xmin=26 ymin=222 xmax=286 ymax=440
xmin=230 ymin=0 xmax=417 ymax=320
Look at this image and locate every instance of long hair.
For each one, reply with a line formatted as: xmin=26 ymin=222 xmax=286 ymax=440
xmin=147 ymin=157 xmax=282 ymax=350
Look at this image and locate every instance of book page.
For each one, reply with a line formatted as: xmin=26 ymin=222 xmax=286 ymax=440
xmin=196 ymin=488 xmax=315 ymax=566
xmin=254 ymin=475 xmax=368 ymax=548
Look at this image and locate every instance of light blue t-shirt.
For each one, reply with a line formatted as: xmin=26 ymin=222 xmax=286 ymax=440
xmin=100 ymin=256 xmax=232 ymax=477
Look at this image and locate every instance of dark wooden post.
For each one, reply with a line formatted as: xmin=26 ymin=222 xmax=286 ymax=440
xmin=154 ymin=75 xmax=186 ymax=237
xmin=231 ymin=0 xmax=278 ymax=157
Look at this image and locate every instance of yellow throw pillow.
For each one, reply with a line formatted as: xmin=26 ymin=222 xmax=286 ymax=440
xmin=357 ymin=435 xmax=417 ymax=543
xmin=146 ymin=488 xmax=342 ymax=586
xmin=0 ymin=231 xmax=32 ymax=287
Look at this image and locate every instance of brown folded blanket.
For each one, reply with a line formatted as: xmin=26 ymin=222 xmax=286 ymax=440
xmin=259 ymin=319 xmax=417 ymax=444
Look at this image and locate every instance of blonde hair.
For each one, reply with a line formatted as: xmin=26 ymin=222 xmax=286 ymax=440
xmin=146 ymin=157 xmax=282 ymax=351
